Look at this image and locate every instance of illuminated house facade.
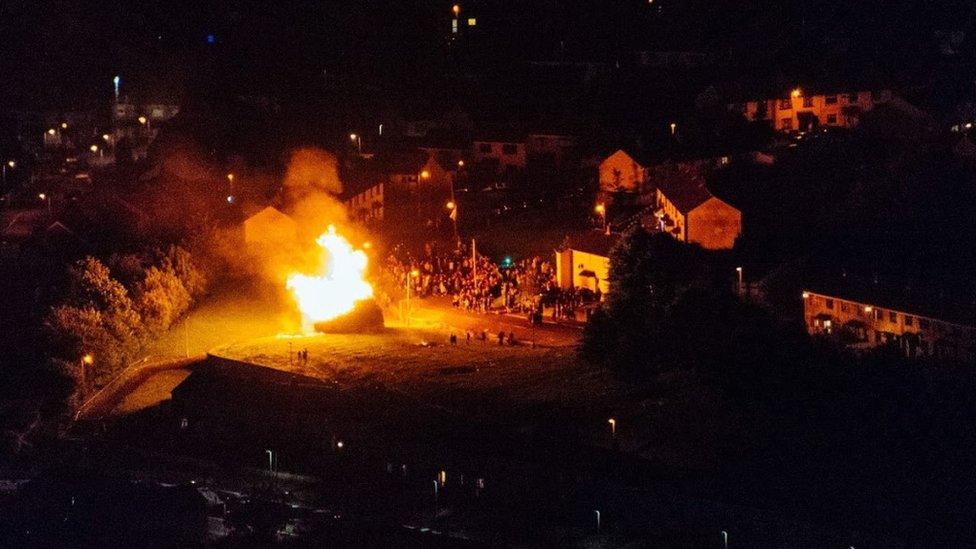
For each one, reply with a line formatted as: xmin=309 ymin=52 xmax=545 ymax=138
xmin=729 ymin=89 xmax=892 ymax=132
xmin=554 ymin=232 xmax=616 ymax=296
xmin=598 ymin=149 xmax=647 ymax=196
xmin=652 ymin=165 xmax=741 ymax=250
xmin=803 ymin=290 xmax=976 ymax=362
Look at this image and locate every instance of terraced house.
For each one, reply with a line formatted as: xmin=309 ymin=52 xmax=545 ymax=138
xmin=803 ymin=290 xmax=976 ymax=363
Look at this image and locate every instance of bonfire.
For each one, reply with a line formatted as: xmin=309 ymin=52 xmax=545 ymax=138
xmin=286 ymin=225 xmax=376 ymax=332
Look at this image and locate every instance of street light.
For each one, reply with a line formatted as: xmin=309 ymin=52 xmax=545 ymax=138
xmin=453 ymin=4 xmax=460 ymax=16
xmin=457 ymin=159 xmax=464 ymax=168
xmin=2 ymin=160 xmax=14 ymax=186
xmin=47 ymin=128 xmax=56 ymax=135
xmin=406 ymin=269 xmax=420 ymax=326
xmin=38 ymin=193 xmax=51 ymax=215
xmin=89 ymin=144 xmax=98 ymax=153
xmin=670 ymin=122 xmax=677 ymax=135
xmin=791 ymin=87 xmax=802 ymax=98
xmin=594 ymin=203 xmax=607 ymax=234
xmin=420 ymin=169 xmax=430 ymax=180
xmin=736 ymin=266 xmax=743 ymax=292
xmin=349 ymin=133 xmax=361 ymax=154
xmin=80 ymin=354 xmax=94 ymax=395
xmin=61 ymin=122 xmax=68 ymax=130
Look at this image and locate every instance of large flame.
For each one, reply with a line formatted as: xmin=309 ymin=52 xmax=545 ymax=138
xmin=286 ymin=225 xmax=373 ymax=328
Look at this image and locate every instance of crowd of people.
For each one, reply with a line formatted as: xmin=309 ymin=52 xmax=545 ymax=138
xmin=381 ymin=242 xmax=594 ymax=322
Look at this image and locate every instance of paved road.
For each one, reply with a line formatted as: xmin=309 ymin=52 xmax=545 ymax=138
xmin=407 ymin=297 xmax=582 ymax=347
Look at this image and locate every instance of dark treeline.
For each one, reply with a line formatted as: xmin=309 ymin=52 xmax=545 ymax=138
xmin=582 ymin=227 xmax=976 ymax=544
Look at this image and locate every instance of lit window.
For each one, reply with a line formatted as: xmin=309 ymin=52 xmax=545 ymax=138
xmin=467 ymin=18 xmax=476 ymax=26
xmin=452 ymin=19 xmax=458 ymax=33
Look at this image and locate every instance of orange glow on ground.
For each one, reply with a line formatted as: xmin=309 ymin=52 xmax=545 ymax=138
xmin=286 ymin=225 xmax=373 ymax=330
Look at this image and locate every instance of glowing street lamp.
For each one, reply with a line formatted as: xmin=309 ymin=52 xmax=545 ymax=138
xmin=61 ymin=122 xmax=68 ymax=130
xmin=736 ymin=266 xmax=743 ymax=291
xmin=1 ymin=160 xmax=14 ymax=186
xmin=38 ymin=193 xmax=51 ymax=215
xmin=138 ymin=115 xmax=147 ymax=125
xmin=420 ymin=169 xmax=430 ymax=180
xmin=446 ymin=200 xmax=456 ymax=211
xmin=405 ymin=269 xmax=420 ymax=326
xmin=47 ymin=128 xmax=56 ymax=136
xmin=670 ymin=122 xmax=677 ymax=135
xmin=452 ymin=4 xmax=460 ymax=16
xmin=102 ymin=134 xmax=111 ymax=142
xmin=457 ymin=159 xmax=464 ymax=168
xmin=608 ymin=418 xmax=616 ymax=437
xmin=89 ymin=144 xmax=99 ymax=153
xmin=349 ymin=133 xmax=361 ymax=154
xmin=791 ymin=87 xmax=802 ymax=98
xmin=594 ymin=203 xmax=607 ymax=234
xmin=113 ymin=75 xmax=120 ymax=102
xmin=80 ymin=353 xmax=94 ymax=393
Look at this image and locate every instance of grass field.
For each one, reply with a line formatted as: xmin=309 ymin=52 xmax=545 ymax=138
xmin=213 ymin=327 xmax=618 ymax=411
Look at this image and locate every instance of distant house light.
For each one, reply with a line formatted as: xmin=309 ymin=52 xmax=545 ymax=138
xmin=207 ymin=34 xmax=216 ymax=44
xmin=467 ymin=18 xmax=476 ymax=26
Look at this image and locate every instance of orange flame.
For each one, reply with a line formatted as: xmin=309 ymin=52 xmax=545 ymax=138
xmin=286 ymin=225 xmax=373 ymax=329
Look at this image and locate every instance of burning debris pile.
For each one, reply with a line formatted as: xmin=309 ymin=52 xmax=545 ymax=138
xmin=286 ymin=225 xmax=382 ymax=333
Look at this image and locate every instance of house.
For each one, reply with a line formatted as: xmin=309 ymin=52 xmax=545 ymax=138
xmin=554 ymin=231 xmax=617 ymax=296
xmin=803 ymin=290 xmax=976 ymax=362
xmin=342 ymin=180 xmax=385 ymax=224
xmin=243 ymin=206 xmax=298 ymax=251
xmin=652 ymin=164 xmax=741 ymax=250
xmin=472 ymin=133 xmax=527 ymax=171
xmin=526 ymin=133 xmax=576 ymax=168
xmin=342 ymin=149 xmax=454 ymax=228
xmin=729 ymin=88 xmax=893 ymax=132
xmin=598 ymin=149 xmax=647 ymax=197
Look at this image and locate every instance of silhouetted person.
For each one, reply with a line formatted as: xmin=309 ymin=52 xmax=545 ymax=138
xmin=497 ymin=330 xmax=505 ymax=345
xmin=507 ymin=332 xmax=515 ymax=346
xmin=450 ymin=332 xmax=457 ymax=346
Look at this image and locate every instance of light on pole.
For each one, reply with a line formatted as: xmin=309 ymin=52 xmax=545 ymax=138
xmin=265 ymin=449 xmax=274 ymax=474
xmin=594 ymin=509 xmax=601 ymax=533
xmin=406 ymin=269 xmax=419 ymax=326
xmin=736 ymin=266 xmax=743 ymax=293
xmin=594 ymin=203 xmax=608 ymax=234
xmin=38 ymin=193 xmax=51 ymax=215
xmin=608 ymin=418 xmax=616 ymax=437
xmin=721 ymin=530 xmax=728 ymax=549
xmin=349 ymin=133 xmax=361 ymax=154
xmin=80 ymin=354 xmax=94 ymax=395
xmin=113 ymin=75 xmax=120 ymax=102
xmin=446 ymin=200 xmax=459 ymax=248
xmin=2 ymin=160 xmax=14 ymax=186
xmin=670 ymin=122 xmax=677 ymax=135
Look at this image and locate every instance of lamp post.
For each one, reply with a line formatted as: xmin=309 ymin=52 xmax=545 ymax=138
xmin=406 ymin=269 xmax=419 ymax=326
xmin=594 ymin=203 xmax=607 ymax=234
xmin=80 ymin=354 xmax=94 ymax=396
xmin=721 ymin=530 xmax=728 ymax=549
xmin=113 ymin=75 xmax=120 ymax=102
xmin=736 ymin=266 xmax=743 ymax=294
xmin=349 ymin=133 xmax=361 ymax=154
xmin=446 ymin=200 xmax=459 ymax=249
xmin=2 ymin=160 xmax=14 ymax=187
xmin=38 ymin=193 xmax=51 ymax=216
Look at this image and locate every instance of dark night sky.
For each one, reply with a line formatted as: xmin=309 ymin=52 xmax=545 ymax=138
xmin=1 ymin=0 xmax=974 ymax=110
